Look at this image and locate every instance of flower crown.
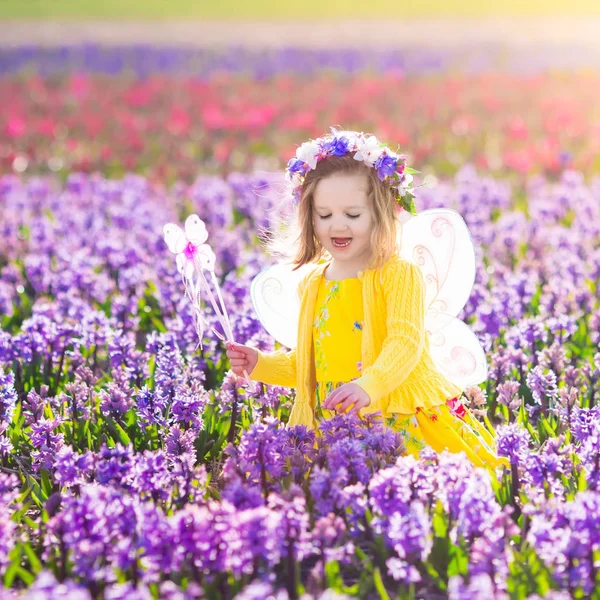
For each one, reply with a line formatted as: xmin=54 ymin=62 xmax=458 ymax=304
xmin=285 ymin=128 xmax=420 ymax=215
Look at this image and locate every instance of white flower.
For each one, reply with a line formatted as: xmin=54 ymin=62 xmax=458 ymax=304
xmin=332 ymin=128 xmax=360 ymax=150
xmin=401 ymin=173 xmax=414 ymax=187
xmin=296 ymin=140 xmax=321 ymax=170
xmin=353 ymin=135 xmax=384 ymax=167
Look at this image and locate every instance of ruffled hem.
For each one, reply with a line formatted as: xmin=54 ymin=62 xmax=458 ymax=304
xmin=287 ymin=400 xmax=316 ymax=430
xmin=384 ymin=371 xmax=464 ymax=415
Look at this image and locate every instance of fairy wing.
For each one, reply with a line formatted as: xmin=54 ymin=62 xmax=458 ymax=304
xmin=398 ymin=208 xmax=488 ymax=388
xmin=250 ymin=262 xmax=314 ymax=349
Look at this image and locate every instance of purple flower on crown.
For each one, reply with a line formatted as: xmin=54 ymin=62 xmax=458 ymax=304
xmin=322 ymin=135 xmax=352 ymax=157
xmin=286 ymin=157 xmax=309 ymax=176
xmin=375 ymin=153 xmax=398 ymax=181
xmin=286 ymin=128 xmax=419 ymax=213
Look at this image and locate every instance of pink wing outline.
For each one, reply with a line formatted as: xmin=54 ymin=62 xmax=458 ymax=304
xmin=398 ymin=208 xmax=488 ymax=388
xmin=250 ymin=262 xmax=314 ymax=349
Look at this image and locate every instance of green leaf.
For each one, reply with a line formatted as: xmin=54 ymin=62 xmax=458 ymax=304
xmin=448 ymin=544 xmax=469 ymax=577
xmin=424 ymin=559 xmax=446 ymax=590
xmin=40 ymin=469 xmax=53 ymax=497
xmin=373 ymin=567 xmax=391 ymax=600
xmin=432 ymin=511 xmax=448 ymax=538
xmin=27 ymin=476 xmax=48 ymax=506
xmin=151 ymin=316 xmax=167 ymax=333
xmin=577 ymin=468 xmax=588 ymax=492
xmin=106 ymin=416 xmax=131 ymax=446
xmin=22 ymin=543 xmax=42 ymax=574
xmin=15 ymin=567 xmax=35 ymax=586
xmin=539 ymin=415 xmax=556 ymax=437
xmin=355 ymin=544 xmax=369 ymax=562
xmin=324 ymin=559 xmax=341 ymax=586
xmin=3 ymin=545 xmax=22 ymax=587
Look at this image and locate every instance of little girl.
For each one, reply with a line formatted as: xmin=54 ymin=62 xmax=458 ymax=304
xmin=227 ymin=130 xmax=507 ymax=470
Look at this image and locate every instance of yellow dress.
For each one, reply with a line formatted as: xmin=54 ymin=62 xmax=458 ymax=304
xmin=312 ymin=274 xmax=507 ymax=470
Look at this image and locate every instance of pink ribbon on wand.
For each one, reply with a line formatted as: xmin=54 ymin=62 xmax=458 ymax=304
xmin=163 ymin=214 xmax=253 ymax=387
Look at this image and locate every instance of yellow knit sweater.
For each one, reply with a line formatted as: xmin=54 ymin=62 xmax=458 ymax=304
xmin=250 ymin=254 xmax=464 ymax=430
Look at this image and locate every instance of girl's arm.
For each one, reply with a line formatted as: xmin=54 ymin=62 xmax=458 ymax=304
xmin=250 ymin=347 xmax=297 ymax=388
xmin=354 ymin=260 xmax=426 ymax=409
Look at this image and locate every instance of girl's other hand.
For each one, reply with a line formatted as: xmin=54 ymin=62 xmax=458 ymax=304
xmin=322 ymin=382 xmax=371 ymax=415
xmin=225 ymin=342 xmax=258 ymax=377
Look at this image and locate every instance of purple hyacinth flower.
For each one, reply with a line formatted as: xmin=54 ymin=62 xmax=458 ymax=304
xmin=0 ymin=368 xmax=17 ymax=423
xmin=286 ymin=157 xmax=308 ymax=175
xmin=326 ymin=135 xmax=351 ymax=156
xmin=375 ymin=153 xmax=398 ymax=181
xmin=496 ymin=424 xmax=530 ymax=466
xmin=22 ymin=571 xmax=92 ymax=599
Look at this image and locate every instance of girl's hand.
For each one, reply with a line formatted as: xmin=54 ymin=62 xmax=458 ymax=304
xmin=322 ymin=382 xmax=371 ymax=415
xmin=226 ymin=342 xmax=258 ymax=377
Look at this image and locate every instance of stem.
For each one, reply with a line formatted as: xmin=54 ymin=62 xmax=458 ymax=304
xmin=227 ymin=387 xmax=238 ymax=446
xmin=258 ymin=440 xmax=268 ymax=499
xmin=286 ymin=531 xmax=298 ymax=600
xmin=510 ymin=461 xmax=522 ymax=521
xmin=71 ymin=394 xmax=77 ymax=446
xmin=52 ymin=348 xmax=67 ymax=395
xmin=91 ymin=345 xmax=98 ymax=375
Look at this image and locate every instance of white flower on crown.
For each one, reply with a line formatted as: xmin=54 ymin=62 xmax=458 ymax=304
xmin=401 ymin=173 xmax=414 ymax=187
xmin=296 ymin=140 xmax=321 ymax=169
xmin=353 ymin=135 xmax=385 ymax=167
xmin=330 ymin=128 xmax=360 ymax=151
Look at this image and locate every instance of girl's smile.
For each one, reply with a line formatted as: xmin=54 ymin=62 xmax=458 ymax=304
xmin=331 ymin=237 xmax=352 ymax=248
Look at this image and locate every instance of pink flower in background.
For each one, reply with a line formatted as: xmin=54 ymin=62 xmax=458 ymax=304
xmin=69 ymin=74 xmax=92 ymax=100
xmin=505 ymin=116 xmax=529 ymax=140
xmin=5 ymin=116 xmax=26 ymax=139
xmin=1 ymin=69 xmax=598 ymax=179
xmin=36 ymin=118 xmax=57 ymax=138
xmin=167 ymin=107 xmax=191 ymax=136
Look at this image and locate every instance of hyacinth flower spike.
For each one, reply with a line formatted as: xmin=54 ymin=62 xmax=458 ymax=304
xmin=163 ymin=214 xmax=252 ymax=386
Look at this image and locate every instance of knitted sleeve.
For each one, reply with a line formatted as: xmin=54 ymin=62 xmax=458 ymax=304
xmin=250 ymin=347 xmax=297 ymax=388
xmin=354 ymin=260 xmax=426 ymax=408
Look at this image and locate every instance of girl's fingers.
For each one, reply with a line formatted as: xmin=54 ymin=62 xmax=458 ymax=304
xmin=348 ymin=399 xmax=368 ymax=415
xmin=323 ymin=386 xmax=350 ymax=409
xmin=322 ymin=388 xmax=339 ymax=409
xmin=338 ymin=396 xmax=358 ymax=413
xmin=227 ymin=347 xmax=253 ymax=360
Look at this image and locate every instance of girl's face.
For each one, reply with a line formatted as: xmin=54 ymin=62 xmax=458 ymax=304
xmin=312 ymin=172 xmax=374 ymax=272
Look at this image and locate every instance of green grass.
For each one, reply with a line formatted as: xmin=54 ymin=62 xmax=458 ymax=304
xmin=0 ymin=0 xmax=600 ymax=19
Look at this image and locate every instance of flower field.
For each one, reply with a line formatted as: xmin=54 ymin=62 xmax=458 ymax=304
xmin=2 ymin=45 xmax=600 ymax=599
xmin=3 ymin=47 xmax=600 ymax=184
